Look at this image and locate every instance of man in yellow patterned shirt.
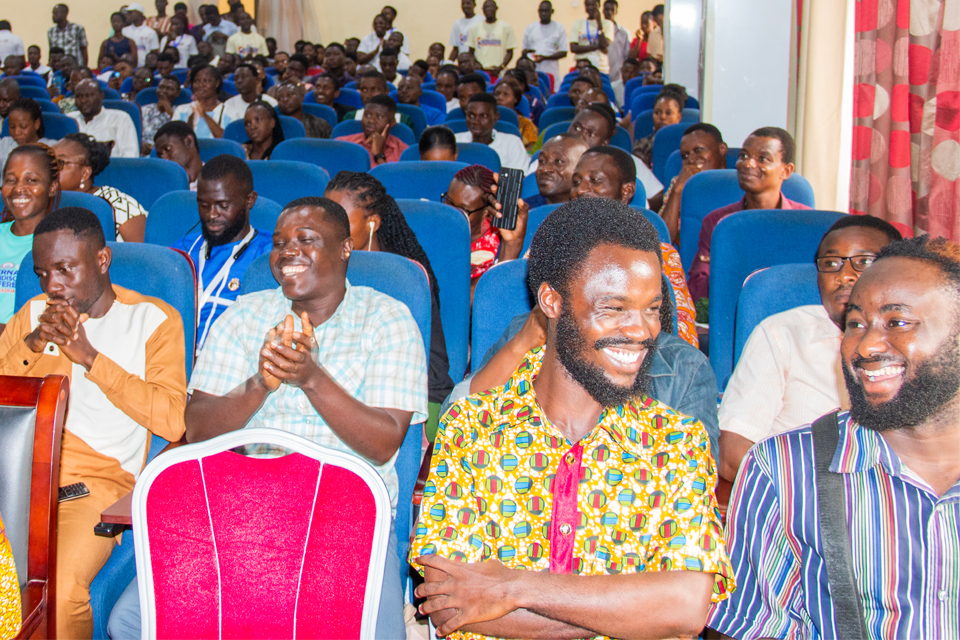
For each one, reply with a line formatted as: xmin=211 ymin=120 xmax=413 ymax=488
xmin=412 ymin=198 xmax=733 ymax=640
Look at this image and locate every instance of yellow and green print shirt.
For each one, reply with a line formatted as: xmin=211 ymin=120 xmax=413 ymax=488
xmin=411 ymin=347 xmax=734 ymax=640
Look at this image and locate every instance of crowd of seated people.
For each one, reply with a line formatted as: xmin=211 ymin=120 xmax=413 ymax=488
xmin=0 ymin=2 xmax=957 ymax=640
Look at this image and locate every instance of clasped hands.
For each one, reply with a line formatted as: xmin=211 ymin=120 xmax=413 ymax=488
xmin=25 ymin=299 xmax=98 ymax=371
xmin=258 ymin=312 xmax=320 ymax=391
xmin=415 ymin=555 xmax=519 ymax=637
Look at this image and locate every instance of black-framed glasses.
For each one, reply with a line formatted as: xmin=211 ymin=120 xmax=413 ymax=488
xmin=815 ymin=255 xmax=877 ymax=273
xmin=441 ymin=192 xmax=486 ymax=216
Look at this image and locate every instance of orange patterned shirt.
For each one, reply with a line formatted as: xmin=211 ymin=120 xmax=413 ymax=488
xmin=660 ymin=243 xmax=699 ymax=349
xmin=0 ymin=513 xmax=20 ymax=638
xmin=411 ymin=347 xmax=733 ymax=640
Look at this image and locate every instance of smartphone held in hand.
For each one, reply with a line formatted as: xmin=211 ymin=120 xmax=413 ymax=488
xmin=492 ymin=167 xmax=524 ymax=231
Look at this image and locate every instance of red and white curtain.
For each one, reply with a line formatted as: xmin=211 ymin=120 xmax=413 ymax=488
xmin=851 ymin=0 xmax=958 ymax=240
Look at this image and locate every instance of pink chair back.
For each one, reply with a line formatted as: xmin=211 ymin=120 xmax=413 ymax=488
xmin=133 ymin=428 xmax=390 ymax=640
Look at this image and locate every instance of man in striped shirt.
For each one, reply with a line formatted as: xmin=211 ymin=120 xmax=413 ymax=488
xmin=710 ymin=235 xmax=960 ymax=639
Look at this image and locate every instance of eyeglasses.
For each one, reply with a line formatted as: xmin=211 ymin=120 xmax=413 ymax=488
xmin=441 ymin=192 xmax=486 ymax=216
xmin=55 ymin=158 xmax=86 ymax=169
xmin=815 ymin=255 xmax=877 ymax=273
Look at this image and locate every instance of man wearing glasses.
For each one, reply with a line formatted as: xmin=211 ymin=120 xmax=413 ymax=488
xmin=716 ymin=215 xmax=903 ymax=482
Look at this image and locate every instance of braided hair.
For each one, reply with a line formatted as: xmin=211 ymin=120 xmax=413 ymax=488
xmin=5 ymin=143 xmax=61 ymax=204
xmin=60 ymin=133 xmax=112 ymax=178
xmin=452 ymin=164 xmax=495 ymax=195
xmin=325 ymin=171 xmax=441 ymax=301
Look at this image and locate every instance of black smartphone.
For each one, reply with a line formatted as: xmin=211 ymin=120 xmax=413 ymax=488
xmin=491 ymin=167 xmax=524 ymax=231
xmin=58 ymin=482 xmax=90 ymax=503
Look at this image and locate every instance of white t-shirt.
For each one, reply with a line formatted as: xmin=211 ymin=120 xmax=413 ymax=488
xmin=522 ymin=21 xmax=567 ymax=84
xmin=607 ymin=22 xmax=631 ymax=82
xmin=0 ymin=30 xmax=25 ymax=62
xmin=570 ymin=17 xmax=615 ymax=73
xmin=468 ymin=20 xmax=518 ymax=70
xmin=222 ymin=92 xmax=278 ymax=123
xmin=449 ymin=15 xmax=483 ymax=51
xmin=358 ymin=32 xmax=386 ymax=71
xmin=122 ymin=24 xmax=160 ymax=58
xmin=455 ymin=130 xmax=529 ymax=172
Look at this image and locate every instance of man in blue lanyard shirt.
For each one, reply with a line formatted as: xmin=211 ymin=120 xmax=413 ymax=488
xmin=172 ymin=154 xmax=272 ymax=350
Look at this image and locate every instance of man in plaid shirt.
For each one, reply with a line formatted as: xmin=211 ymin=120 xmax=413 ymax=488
xmin=47 ymin=4 xmax=87 ymax=67
xmin=107 ymin=195 xmax=428 ymax=640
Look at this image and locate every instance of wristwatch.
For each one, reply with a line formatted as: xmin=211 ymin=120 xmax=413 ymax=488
xmin=374 ymin=152 xmax=386 ymax=161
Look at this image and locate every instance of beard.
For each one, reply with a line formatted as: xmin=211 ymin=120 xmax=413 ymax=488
xmin=554 ymin=303 xmax=657 ymax=408
xmin=844 ymin=329 xmax=960 ymax=432
xmin=202 ymin=212 xmax=248 ymax=247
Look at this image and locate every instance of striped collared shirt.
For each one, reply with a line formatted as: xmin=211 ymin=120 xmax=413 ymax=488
xmin=709 ymin=411 xmax=960 ymax=639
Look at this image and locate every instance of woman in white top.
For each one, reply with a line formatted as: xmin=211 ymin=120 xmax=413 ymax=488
xmin=52 ymin=134 xmax=148 ymax=242
xmin=172 ymin=65 xmax=232 ymax=139
xmin=0 ymin=98 xmax=57 ymax=167
xmin=160 ymin=15 xmax=198 ymax=69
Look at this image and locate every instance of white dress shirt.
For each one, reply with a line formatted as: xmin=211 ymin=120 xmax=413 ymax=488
xmin=521 ymin=21 xmax=567 ymax=84
xmin=68 ymin=108 xmax=139 ymax=158
xmin=455 ymin=130 xmax=529 ymax=172
xmin=719 ymin=304 xmax=850 ymax=444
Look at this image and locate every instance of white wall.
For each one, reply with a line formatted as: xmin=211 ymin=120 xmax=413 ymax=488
xmin=701 ymin=0 xmax=795 ymax=146
xmin=663 ymin=0 xmax=703 ymax=102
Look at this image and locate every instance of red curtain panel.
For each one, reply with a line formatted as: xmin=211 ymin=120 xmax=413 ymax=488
xmin=851 ymin=0 xmax=959 ymax=240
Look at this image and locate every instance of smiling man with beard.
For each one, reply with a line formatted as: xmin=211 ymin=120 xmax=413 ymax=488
xmin=171 ymin=154 xmax=271 ymax=351
xmin=710 ymin=235 xmax=960 ymax=639
xmin=717 ymin=215 xmax=903 ymax=482
xmin=412 ymin=199 xmax=733 ymax=640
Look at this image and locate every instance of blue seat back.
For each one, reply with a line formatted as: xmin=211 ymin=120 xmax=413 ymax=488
xmin=56 ymin=191 xmax=118 ymax=241
xmin=300 ymin=103 xmax=338 ymax=128
xmin=101 ymin=100 xmax=144 ymax=145
xmin=734 ymin=263 xmax=821 ymax=366
xmin=611 ymin=126 xmax=632 ymax=153
xmin=144 ymin=190 xmax=282 ymax=246
xmin=95 ymin=157 xmax=189 ymax=210
xmin=240 ymin=250 xmax=429 ymax=579
xmin=678 ymin=169 xmax=818 ymax=271
xmin=246 ymin=160 xmax=330 ymax=207
xmin=519 ymin=204 xmax=563 ymax=256
xmin=171 ymin=69 xmax=189 ymax=83
xmin=471 ymin=259 xmax=535 ymax=366
xmin=396 ymin=199 xmax=471 ymax=382
xmin=223 ymin=114 xmax=306 ymax=144
xmin=15 ymin=242 xmax=196 ymax=377
xmin=418 ymin=90 xmax=447 ymax=115
xmin=539 ymin=120 xmax=571 ymax=142
xmin=1 ymin=112 xmax=78 ymax=140
xmin=398 ymin=141 xmax=502 ymax=172
xmin=537 ymin=107 xmax=576 ymax=131
xmin=395 ymin=103 xmax=427 ymax=138
xmin=331 ymin=119 xmax=416 ymax=146
xmin=546 ymin=92 xmax=573 ymax=109
xmin=197 ymin=137 xmax=246 ymax=161
xmin=119 ymin=77 xmax=134 ymax=93
xmin=10 ymin=75 xmax=46 ymax=88
xmin=99 ymin=85 xmax=122 ymax=100
xmin=333 ymin=88 xmax=363 ymax=109
xmin=134 ymin=86 xmax=193 ymax=107
xmin=710 ymin=209 xmax=845 ymax=389
xmin=222 ymin=80 xmax=237 ymax=96
xmin=35 ymin=99 xmax=60 ymax=113
xmin=369 ymin=161 xmax=468 ymax=201
xmin=16 ymin=86 xmax=51 ymax=100
xmin=272 ymin=138 xmax=371 ymax=174
xmin=651 ymin=123 xmax=687 ymax=183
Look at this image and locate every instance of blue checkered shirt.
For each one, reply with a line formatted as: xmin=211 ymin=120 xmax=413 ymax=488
xmin=189 ymin=282 xmax=429 ymax=509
